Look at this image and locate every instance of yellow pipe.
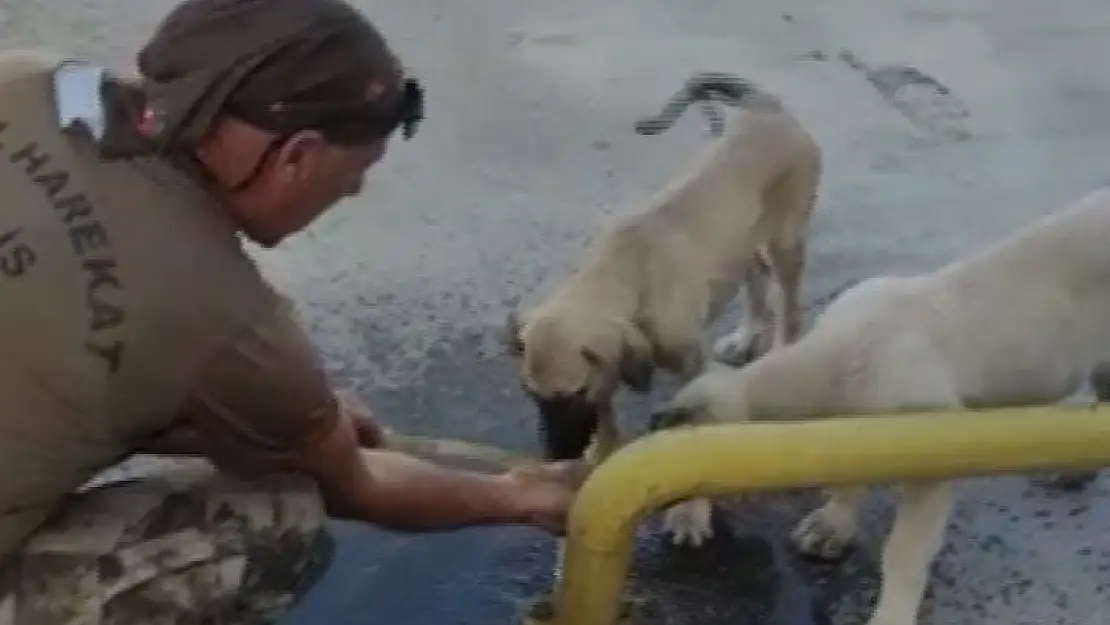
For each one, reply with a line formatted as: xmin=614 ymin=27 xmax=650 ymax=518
xmin=543 ymin=404 xmax=1110 ymax=625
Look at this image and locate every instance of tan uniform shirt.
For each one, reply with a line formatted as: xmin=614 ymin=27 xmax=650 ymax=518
xmin=0 ymin=50 xmax=338 ymax=558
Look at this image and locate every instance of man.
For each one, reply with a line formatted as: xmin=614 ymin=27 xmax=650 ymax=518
xmin=0 ymin=0 xmax=580 ymax=623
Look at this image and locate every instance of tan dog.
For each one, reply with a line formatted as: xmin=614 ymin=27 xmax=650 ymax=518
xmin=649 ymin=186 xmax=1110 ymax=625
xmin=504 ymin=72 xmax=823 ymax=547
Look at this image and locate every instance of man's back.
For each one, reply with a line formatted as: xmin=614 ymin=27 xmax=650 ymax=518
xmin=0 ymin=49 xmax=282 ymax=557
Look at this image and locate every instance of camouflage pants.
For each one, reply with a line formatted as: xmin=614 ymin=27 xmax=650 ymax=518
xmin=0 ymin=459 xmax=333 ymax=625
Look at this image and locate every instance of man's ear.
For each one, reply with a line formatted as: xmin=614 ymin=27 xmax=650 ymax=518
xmin=274 ymin=130 xmax=328 ymax=183
xmin=617 ymin=320 xmax=654 ymax=393
xmin=502 ymin=310 xmax=526 ymax=356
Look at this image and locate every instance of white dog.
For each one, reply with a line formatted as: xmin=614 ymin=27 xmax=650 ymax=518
xmin=649 ymin=186 xmax=1110 ymax=625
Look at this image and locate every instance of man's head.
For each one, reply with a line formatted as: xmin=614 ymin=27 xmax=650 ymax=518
xmin=504 ymin=309 xmax=655 ymax=460
xmin=135 ymin=0 xmax=424 ymax=247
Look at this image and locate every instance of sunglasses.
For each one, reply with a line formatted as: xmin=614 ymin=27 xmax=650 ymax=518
xmin=234 ymin=76 xmax=425 ymax=146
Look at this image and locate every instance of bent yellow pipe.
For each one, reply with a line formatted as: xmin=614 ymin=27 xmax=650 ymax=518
xmin=543 ymin=404 xmax=1110 ymax=625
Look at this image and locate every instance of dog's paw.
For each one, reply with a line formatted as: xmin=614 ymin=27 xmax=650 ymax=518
xmin=662 ymin=499 xmax=715 ymax=547
xmin=1034 ymin=470 xmax=1100 ymax=491
xmin=713 ymin=330 xmax=771 ymax=367
xmin=791 ymin=509 xmax=854 ymax=561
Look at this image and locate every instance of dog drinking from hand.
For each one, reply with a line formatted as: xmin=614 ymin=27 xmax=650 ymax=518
xmin=504 ymin=71 xmax=823 ymax=552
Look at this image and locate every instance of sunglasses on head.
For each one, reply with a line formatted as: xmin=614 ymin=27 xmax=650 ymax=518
xmin=234 ymin=76 xmax=425 ymax=146
xmin=211 ymin=77 xmax=424 ymax=194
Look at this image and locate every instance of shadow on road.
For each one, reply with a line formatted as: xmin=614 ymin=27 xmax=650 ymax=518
xmin=278 ymin=499 xmax=846 ymax=625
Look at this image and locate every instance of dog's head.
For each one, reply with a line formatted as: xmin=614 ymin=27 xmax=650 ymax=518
xmin=648 ymin=367 xmax=748 ymax=432
xmin=504 ymin=309 xmax=654 ymax=459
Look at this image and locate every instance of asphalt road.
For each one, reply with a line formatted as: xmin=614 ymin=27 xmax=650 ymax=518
xmin=5 ymin=0 xmax=1110 ymax=623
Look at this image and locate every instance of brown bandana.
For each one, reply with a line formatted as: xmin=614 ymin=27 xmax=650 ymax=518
xmin=131 ymin=0 xmax=422 ymax=153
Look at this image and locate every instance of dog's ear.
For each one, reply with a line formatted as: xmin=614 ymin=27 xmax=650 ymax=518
xmin=581 ymin=318 xmax=655 ymax=392
xmin=617 ymin=320 xmax=654 ymax=393
xmin=502 ymin=310 xmax=527 ymax=356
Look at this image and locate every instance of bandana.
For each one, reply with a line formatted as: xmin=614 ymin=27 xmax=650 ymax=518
xmin=132 ymin=0 xmax=423 ymax=153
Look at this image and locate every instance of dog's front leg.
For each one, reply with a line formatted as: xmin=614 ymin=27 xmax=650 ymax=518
xmin=661 ymin=498 xmax=716 ymax=548
xmin=660 ymin=341 xmax=718 ymax=548
xmin=585 ymin=408 xmax=621 ymax=463
xmin=791 ymin=485 xmax=868 ymax=560
xmin=866 ymin=480 xmax=954 ymax=625
xmin=553 ymin=408 xmax=621 ymax=580
xmin=1037 ymin=363 xmax=1110 ymax=490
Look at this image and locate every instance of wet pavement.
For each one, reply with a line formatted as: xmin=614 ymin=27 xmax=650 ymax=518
xmin=5 ymin=0 xmax=1110 ymax=623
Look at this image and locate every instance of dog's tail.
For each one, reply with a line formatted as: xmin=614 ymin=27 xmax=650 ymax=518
xmin=634 ymin=72 xmax=779 ymax=138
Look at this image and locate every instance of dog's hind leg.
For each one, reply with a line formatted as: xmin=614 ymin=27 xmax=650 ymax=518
xmin=767 ymin=150 xmax=819 ymax=349
xmin=715 ymin=149 xmax=818 ymax=365
xmin=765 ymin=163 xmax=818 ymax=350
xmin=713 ymin=252 xmax=776 ymax=367
xmin=866 ymin=481 xmax=954 ymax=625
xmin=767 ymin=234 xmax=806 ymax=348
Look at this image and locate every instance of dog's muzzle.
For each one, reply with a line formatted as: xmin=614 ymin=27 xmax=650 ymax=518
xmin=535 ymin=394 xmax=601 ymax=461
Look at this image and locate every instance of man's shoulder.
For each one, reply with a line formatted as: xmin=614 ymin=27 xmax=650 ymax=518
xmin=0 ymin=48 xmax=72 ymax=86
xmin=0 ymin=49 xmax=285 ymax=337
xmin=0 ymin=48 xmax=61 ymax=70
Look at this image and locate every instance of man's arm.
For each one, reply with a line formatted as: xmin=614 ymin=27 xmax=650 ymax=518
xmin=291 ymin=402 xmax=544 ymax=531
xmin=142 ymin=390 xmax=384 ymax=458
xmin=180 ymin=304 xmax=570 ymax=533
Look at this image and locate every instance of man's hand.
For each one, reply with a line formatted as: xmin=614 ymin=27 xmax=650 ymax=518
xmin=335 ymin=389 xmax=390 ymax=448
xmin=293 ymin=399 xmax=589 ymax=534
xmin=504 ymin=460 xmax=587 ymax=536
